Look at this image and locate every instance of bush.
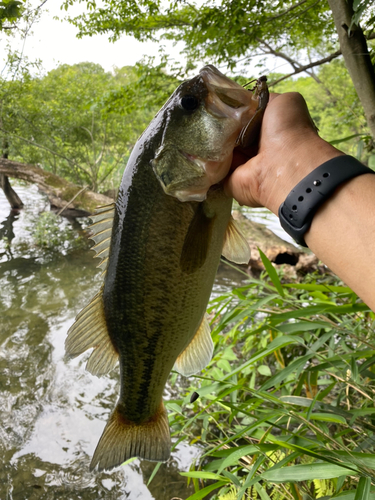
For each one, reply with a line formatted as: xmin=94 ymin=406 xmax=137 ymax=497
xmin=165 ymin=254 xmax=375 ymax=499
xmin=32 ymin=211 xmax=86 ymax=252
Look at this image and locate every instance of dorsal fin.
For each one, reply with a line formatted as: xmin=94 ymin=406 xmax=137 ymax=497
xmin=65 ymin=203 xmax=118 ymax=376
xmin=222 ymin=216 xmax=251 ymax=264
xmin=89 ymin=203 xmax=116 ymax=275
xmin=65 ymin=286 xmax=119 ymax=376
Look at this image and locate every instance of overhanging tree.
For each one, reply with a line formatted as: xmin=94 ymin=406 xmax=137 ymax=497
xmin=62 ymin=0 xmax=375 ymax=138
xmin=0 ymin=62 xmax=156 ymax=193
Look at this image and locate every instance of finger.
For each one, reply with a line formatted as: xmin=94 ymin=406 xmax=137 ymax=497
xmin=231 ymin=144 xmax=258 ymax=170
xmin=224 ymin=161 xmax=261 ymax=207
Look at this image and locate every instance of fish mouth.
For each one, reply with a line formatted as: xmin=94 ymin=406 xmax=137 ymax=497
xmin=199 ymin=65 xmax=257 ymax=117
xmin=180 ymin=149 xmax=212 ymax=167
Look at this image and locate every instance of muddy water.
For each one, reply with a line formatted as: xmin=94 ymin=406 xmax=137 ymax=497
xmin=0 ymin=182 xmax=281 ymax=500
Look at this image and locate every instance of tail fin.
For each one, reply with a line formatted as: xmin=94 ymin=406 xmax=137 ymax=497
xmin=90 ymin=401 xmax=171 ymax=471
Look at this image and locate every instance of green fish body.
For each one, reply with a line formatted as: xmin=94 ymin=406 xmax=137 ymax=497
xmin=66 ymin=65 xmax=268 ymax=471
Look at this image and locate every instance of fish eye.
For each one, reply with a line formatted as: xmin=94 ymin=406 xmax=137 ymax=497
xmin=181 ymin=95 xmax=199 ymax=111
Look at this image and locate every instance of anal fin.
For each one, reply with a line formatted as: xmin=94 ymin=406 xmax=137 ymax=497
xmin=90 ymin=400 xmax=171 ymax=471
xmin=222 ymin=216 xmax=251 ymax=264
xmin=174 ymin=314 xmax=213 ymax=377
xmin=65 ymin=287 xmax=118 ymax=376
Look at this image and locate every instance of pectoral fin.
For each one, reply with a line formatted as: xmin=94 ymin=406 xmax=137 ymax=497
xmin=65 ymin=286 xmax=118 ymax=376
xmin=180 ymin=204 xmax=215 ymax=274
xmin=174 ymin=314 xmax=213 ymax=376
xmin=222 ymin=216 xmax=251 ymax=264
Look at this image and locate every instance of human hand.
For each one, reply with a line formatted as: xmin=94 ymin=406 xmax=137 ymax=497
xmin=225 ymin=92 xmax=344 ymax=214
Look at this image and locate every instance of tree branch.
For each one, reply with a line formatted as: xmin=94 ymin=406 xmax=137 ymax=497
xmin=261 ymin=0 xmax=309 ymax=24
xmin=269 ymin=50 xmax=342 ymax=86
xmin=256 ymin=37 xmax=302 ymax=70
xmin=257 ymin=28 xmax=374 ymax=88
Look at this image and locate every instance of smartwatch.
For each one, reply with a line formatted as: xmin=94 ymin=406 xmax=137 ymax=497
xmin=278 ymin=155 xmax=375 ymax=247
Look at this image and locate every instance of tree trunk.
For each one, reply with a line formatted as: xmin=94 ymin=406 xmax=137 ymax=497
xmin=0 ymin=157 xmax=114 ymax=216
xmin=0 ymin=174 xmax=24 ymax=209
xmin=1 ymin=138 xmax=24 ymax=209
xmin=327 ymin=0 xmax=375 ymax=138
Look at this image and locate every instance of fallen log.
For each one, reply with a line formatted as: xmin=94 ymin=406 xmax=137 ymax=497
xmin=232 ymin=210 xmax=320 ymax=275
xmin=0 ymin=158 xmax=324 ymax=276
xmin=0 ymin=157 xmax=113 ymax=216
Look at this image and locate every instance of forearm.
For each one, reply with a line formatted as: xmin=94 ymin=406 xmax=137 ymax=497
xmin=268 ymin=141 xmax=375 ymax=310
xmin=305 ymin=173 xmax=375 ymax=310
xmin=269 ymin=137 xmax=375 ymax=310
xmin=226 ymin=92 xmax=375 ymax=310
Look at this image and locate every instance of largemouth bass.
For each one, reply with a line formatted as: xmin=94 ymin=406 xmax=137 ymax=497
xmin=66 ymin=65 xmax=269 ymax=471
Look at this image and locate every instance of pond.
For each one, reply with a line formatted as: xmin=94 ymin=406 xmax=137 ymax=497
xmin=0 ymin=182 xmax=284 ymax=500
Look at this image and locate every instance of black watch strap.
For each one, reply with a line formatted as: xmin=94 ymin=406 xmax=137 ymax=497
xmin=278 ymin=155 xmax=374 ymax=247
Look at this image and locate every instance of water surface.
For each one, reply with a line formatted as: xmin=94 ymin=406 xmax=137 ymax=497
xmin=0 ymin=182 xmax=281 ymax=499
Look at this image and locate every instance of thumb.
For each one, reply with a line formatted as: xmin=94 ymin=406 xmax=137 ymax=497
xmin=224 ymin=159 xmax=261 ymax=207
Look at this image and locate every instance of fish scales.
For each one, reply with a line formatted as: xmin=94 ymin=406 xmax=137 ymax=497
xmin=65 ymin=65 xmax=269 ymax=471
xmin=105 ymin=156 xmax=232 ymax=422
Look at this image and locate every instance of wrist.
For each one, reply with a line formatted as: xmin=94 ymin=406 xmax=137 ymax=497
xmin=279 ymin=156 xmax=374 ymax=247
xmin=263 ymin=136 xmax=344 ymax=215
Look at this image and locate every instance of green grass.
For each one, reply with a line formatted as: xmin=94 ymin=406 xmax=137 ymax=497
xmin=166 ymin=254 xmax=375 ymax=499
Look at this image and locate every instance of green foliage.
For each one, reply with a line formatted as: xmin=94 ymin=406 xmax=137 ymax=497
xmin=165 ymin=257 xmax=375 ymax=499
xmin=351 ymin=0 xmax=375 ymax=30
xmin=272 ymin=60 xmax=371 ymax=160
xmin=0 ymin=0 xmax=25 ymax=30
xmin=61 ymin=0 xmax=375 ymax=141
xmin=61 ymin=0 xmax=375 ymax=81
xmin=62 ymin=0 xmax=337 ymax=70
xmin=0 ymin=61 xmax=160 ymax=191
xmin=32 ymin=211 xmax=86 ymax=251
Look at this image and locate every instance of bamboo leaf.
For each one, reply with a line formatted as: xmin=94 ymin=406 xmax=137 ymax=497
xmin=260 ymin=463 xmax=357 ymax=482
xmin=329 ymin=133 xmax=367 ymax=145
xmin=282 ymin=283 xmax=353 ymax=293
xmin=184 ymin=481 xmax=228 ymax=500
xmin=335 ymin=492 xmax=375 ymax=500
xmin=280 ymin=395 xmax=316 ymax=407
xmin=222 ymin=470 xmax=241 ymax=486
xmin=261 ymin=354 xmax=313 ymax=390
xmin=180 ymin=471 xmax=230 ymax=482
xmin=258 ymin=248 xmax=284 ymax=297
xmin=217 ymin=444 xmax=263 ymax=475
xmin=354 ymin=477 xmax=371 ymax=500
xmin=270 ymin=303 xmax=369 ymax=324
xmin=236 ymin=456 xmax=264 ymax=500
xmin=147 ymin=462 xmax=162 ymax=485
xmin=307 ymin=412 xmax=347 ymax=424
xmin=276 ymin=321 xmax=331 ymax=333
xmin=255 ymin=482 xmax=272 ymax=499
xmin=222 ymin=335 xmax=302 ymax=381
xmin=322 ymin=450 xmax=375 ymax=469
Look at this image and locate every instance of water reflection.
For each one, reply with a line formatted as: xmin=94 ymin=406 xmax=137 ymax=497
xmin=0 ymin=184 xmax=203 ymax=499
xmin=0 ymin=184 xmax=283 ymax=499
xmin=0 ymin=210 xmax=18 ymax=261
